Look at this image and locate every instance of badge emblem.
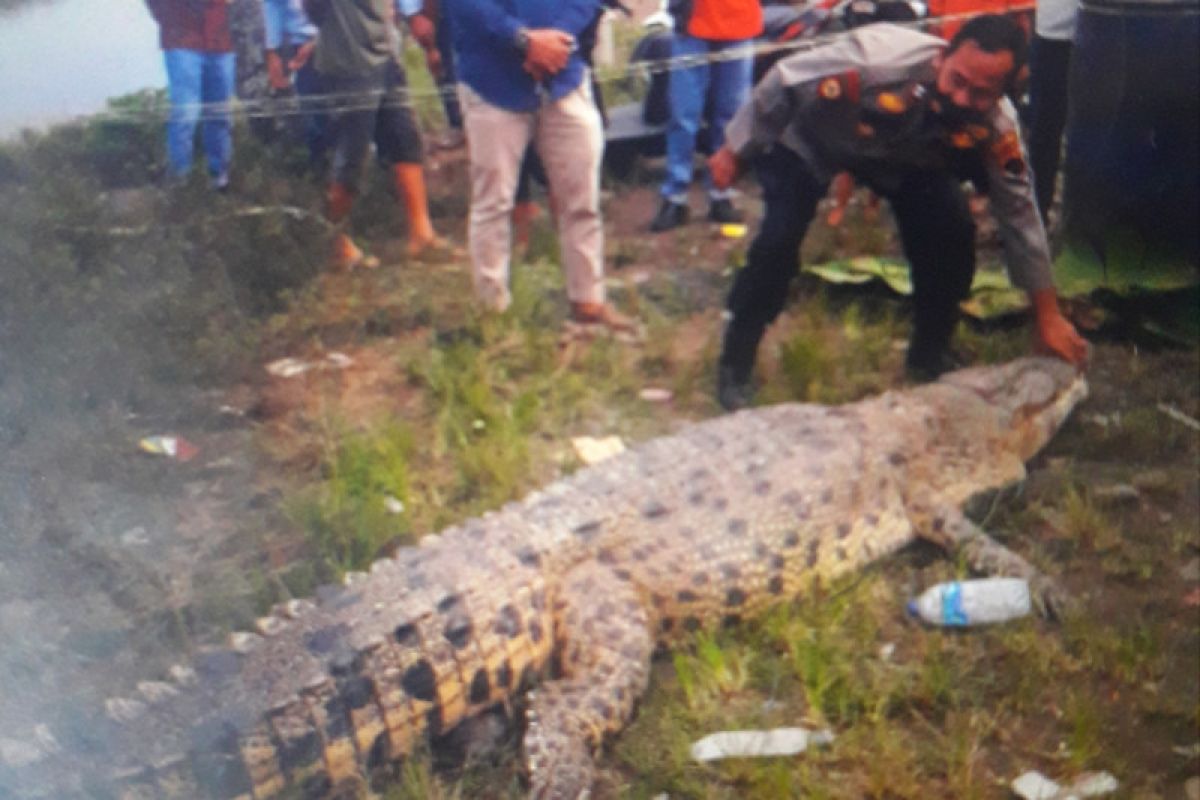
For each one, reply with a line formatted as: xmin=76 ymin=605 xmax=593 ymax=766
xmin=950 ymin=131 xmax=975 ymax=149
xmin=991 ymin=131 xmax=1026 ymax=177
xmin=819 ymin=77 xmax=842 ymax=101
xmin=876 ymin=92 xmax=906 ymax=114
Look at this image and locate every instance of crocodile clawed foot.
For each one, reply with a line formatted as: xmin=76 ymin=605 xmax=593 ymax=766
xmin=1029 ymin=573 xmax=1077 ymax=621
xmin=526 ymin=732 xmax=593 ymax=800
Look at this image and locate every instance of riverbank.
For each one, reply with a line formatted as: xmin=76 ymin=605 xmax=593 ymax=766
xmin=0 ymin=92 xmax=1197 ymax=799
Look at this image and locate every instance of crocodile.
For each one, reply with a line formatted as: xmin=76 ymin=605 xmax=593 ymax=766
xmin=2 ymin=357 xmax=1087 ymax=800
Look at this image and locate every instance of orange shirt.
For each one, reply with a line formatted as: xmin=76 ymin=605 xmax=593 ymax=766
xmin=687 ymin=0 xmax=764 ymax=41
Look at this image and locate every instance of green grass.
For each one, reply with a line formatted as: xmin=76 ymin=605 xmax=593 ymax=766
xmin=3 ymin=81 xmax=1197 ymax=800
xmin=289 ymin=421 xmax=416 ymax=576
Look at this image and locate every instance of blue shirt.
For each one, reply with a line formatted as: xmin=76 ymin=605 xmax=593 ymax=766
xmin=263 ymin=0 xmax=316 ymax=49
xmin=446 ymin=0 xmax=601 ymax=112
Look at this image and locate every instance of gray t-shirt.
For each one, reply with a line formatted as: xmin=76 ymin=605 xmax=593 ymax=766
xmin=313 ymin=0 xmax=402 ymax=77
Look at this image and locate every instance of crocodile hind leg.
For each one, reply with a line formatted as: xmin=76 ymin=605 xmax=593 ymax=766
xmin=524 ymin=563 xmax=654 ymax=799
xmin=911 ymin=501 xmax=1073 ymax=619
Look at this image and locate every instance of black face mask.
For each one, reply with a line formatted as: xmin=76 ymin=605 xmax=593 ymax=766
xmin=923 ymin=83 xmax=989 ymax=129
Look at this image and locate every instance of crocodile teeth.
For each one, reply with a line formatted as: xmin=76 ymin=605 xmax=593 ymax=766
xmin=255 ymin=615 xmax=287 ymax=636
xmin=137 ymin=680 xmax=179 ymax=704
xmin=301 ymin=673 xmax=332 ymax=694
xmin=168 ymin=664 xmax=198 ymax=687
xmin=228 ymin=631 xmax=263 ymax=654
xmin=278 ymin=598 xmax=315 ymax=619
xmin=105 ymin=697 xmax=148 ymax=723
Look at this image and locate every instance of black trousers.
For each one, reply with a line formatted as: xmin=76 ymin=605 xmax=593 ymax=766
xmin=724 ymin=146 xmax=976 ymax=357
xmin=1027 ymin=36 xmax=1073 ymax=221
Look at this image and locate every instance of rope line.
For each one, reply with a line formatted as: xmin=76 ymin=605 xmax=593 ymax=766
xmin=36 ymin=8 xmax=1032 ymax=128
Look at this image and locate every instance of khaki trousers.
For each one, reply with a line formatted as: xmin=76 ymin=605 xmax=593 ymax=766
xmin=459 ymin=80 xmax=605 ymax=312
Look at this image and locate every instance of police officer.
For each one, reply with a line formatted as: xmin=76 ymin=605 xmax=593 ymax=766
xmin=708 ymin=14 xmax=1089 ymax=411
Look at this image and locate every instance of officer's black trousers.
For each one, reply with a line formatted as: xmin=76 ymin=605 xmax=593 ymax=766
xmin=724 ymin=145 xmax=976 ymax=361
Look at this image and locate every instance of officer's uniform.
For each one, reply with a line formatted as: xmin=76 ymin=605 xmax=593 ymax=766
xmin=719 ymin=24 xmax=1052 ymax=389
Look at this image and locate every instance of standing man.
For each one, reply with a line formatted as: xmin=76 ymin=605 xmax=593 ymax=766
xmin=304 ymin=0 xmax=444 ymax=269
xmin=262 ymin=0 xmax=326 ymax=165
xmin=648 ymin=0 xmax=762 ymax=232
xmin=1026 ymin=0 xmax=1079 ymax=222
xmin=445 ymin=0 xmax=634 ymax=330
xmin=709 ymin=15 xmax=1088 ymax=410
xmin=145 ymin=0 xmax=236 ymax=189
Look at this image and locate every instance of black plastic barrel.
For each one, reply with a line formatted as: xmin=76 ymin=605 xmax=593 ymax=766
xmin=1062 ymin=0 xmax=1200 ymax=274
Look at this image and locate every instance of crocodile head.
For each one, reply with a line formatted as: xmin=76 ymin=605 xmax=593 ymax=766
xmin=938 ymin=356 xmax=1088 ymax=461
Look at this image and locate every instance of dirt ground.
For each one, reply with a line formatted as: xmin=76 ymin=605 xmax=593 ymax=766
xmin=0 ymin=138 xmax=1196 ymax=798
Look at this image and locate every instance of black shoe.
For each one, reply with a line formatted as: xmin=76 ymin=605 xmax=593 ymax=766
xmin=717 ymin=364 xmax=755 ymax=411
xmin=650 ymin=199 xmax=689 ymax=232
xmin=716 ymin=319 xmax=764 ymax=410
xmin=904 ymin=346 xmax=966 ymax=383
xmin=707 ymin=198 xmax=743 ymax=224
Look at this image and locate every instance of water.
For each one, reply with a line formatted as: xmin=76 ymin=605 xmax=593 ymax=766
xmin=0 ymin=0 xmax=164 ymax=138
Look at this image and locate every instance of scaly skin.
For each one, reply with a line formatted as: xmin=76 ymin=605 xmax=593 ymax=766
xmin=1 ymin=358 xmax=1087 ymax=800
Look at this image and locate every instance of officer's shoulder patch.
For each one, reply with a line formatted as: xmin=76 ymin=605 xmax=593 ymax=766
xmin=818 ymin=70 xmax=860 ymax=104
xmin=876 ymin=91 xmax=906 ymax=114
xmin=991 ymin=130 xmax=1026 ymax=177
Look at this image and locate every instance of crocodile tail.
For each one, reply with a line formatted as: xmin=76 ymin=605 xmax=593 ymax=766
xmin=4 ymin=525 xmax=557 ymax=799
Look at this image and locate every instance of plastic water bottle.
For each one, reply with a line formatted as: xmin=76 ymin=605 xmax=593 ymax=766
xmin=907 ymin=578 xmax=1032 ymax=626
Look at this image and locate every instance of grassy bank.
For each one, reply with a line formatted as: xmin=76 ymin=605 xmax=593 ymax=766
xmin=0 ymin=75 xmax=1196 ymax=800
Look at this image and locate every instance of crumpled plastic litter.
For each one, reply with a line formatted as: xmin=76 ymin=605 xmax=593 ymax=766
xmin=571 ymin=435 xmax=625 ymax=465
xmin=138 ymin=435 xmax=199 ymax=462
xmin=265 ymin=351 xmax=354 ymax=378
xmin=689 ymin=727 xmax=834 ymax=762
xmin=1011 ymin=769 xmax=1119 ymax=799
xmin=639 ymin=387 xmax=673 ymax=403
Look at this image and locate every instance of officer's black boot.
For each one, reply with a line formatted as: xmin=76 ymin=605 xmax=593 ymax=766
xmin=716 ymin=320 xmax=764 ymax=411
xmin=904 ymin=319 xmax=963 ymax=383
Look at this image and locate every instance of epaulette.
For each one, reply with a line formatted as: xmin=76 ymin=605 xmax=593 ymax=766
xmin=816 ymin=70 xmax=861 ymax=104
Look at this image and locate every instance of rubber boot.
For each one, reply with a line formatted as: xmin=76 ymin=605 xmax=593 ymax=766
xmin=716 ymin=319 xmax=764 ymax=411
xmin=391 ymin=163 xmax=439 ymax=257
xmin=326 ymin=182 xmax=375 ymax=270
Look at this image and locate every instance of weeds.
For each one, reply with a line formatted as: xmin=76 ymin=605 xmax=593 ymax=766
xmin=290 ymin=421 xmax=415 ymax=576
xmin=2 ymin=70 xmax=1196 ymax=800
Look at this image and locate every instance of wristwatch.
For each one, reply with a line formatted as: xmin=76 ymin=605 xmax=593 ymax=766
xmin=514 ymin=27 xmax=531 ymax=54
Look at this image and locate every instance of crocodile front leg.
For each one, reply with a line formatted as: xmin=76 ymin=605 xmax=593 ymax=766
xmin=524 ymin=563 xmax=653 ymax=799
xmin=909 ymin=500 xmax=1073 ymax=619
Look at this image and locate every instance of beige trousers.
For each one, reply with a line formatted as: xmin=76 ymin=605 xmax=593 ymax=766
xmin=459 ymin=80 xmax=605 ymax=312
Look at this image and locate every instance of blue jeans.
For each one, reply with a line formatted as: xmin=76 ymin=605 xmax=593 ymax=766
xmin=164 ymin=49 xmax=236 ymax=182
xmin=661 ymin=34 xmax=753 ymax=203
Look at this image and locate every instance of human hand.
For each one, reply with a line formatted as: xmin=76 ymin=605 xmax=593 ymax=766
xmin=707 ymin=146 xmax=742 ymax=190
xmin=266 ymin=50 xmax=290 ymax=91
xmin=407 ymin=13 xmax=436 ymax=50
xmin=1031 ymin=289 xmax=1090 ymax=366
xmin=523 ymin=29 xmax=575 ymax=80
xmin=423 ymin=45 xmax=443 ymax=79
xmin=287 ymin=40 xmax=315 ymax=72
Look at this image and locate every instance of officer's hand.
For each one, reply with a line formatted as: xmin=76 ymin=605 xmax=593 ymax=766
xmin=708 ymin=146 xmax=741 ymax=190
xmin=524 ymin=29 xmax=575 ymax=79
xmin=1031 ymin=289 xmax=1090 ymax=366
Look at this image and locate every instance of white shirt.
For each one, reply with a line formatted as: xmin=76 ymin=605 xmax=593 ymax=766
xmin=1035 ymin=0 xmax=1079 ymax=41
